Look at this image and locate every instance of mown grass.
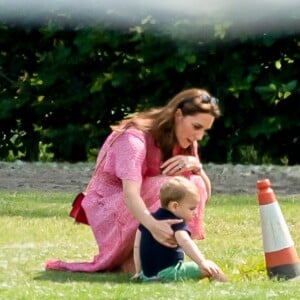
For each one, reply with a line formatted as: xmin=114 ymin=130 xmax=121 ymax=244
xmin=0 ymin=191 xmax=300 ymax=299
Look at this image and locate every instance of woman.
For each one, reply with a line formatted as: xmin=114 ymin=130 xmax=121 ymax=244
xmin=46 ymin=87 xmax=221 ymax=273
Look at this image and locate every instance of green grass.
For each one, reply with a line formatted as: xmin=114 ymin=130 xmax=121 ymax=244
xmin=1 ymin=191 xmax=300 ymax=299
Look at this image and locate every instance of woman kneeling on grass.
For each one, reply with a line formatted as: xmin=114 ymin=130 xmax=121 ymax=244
xmin=132 ymin=176 xmax=228 ymax=282
xmin=46 ymin=88 xmax=220 ymax=273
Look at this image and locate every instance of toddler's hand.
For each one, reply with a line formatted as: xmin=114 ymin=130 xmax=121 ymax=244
xmin=130 ymin=273 xmax=142 ymax=281
xmin=200 ymin=260 xmax=229 ymax=282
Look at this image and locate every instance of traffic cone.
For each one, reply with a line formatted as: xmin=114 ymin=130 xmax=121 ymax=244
xmin=257 ymin=178 xmax=300 ymax=280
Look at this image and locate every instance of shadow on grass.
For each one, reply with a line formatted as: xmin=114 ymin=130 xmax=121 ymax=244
xmin=34 ymin=270 xmax=130 ymax=283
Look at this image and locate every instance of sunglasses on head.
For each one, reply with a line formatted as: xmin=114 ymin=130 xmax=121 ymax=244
xmin=178 ymin=94 xmax=219 ymax=108
xmin=200 ymin=94 xmax=219 ymax=105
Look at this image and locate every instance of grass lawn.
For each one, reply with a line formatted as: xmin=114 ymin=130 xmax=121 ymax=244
xmin=0 ymin=191 xmax=300 ymax=299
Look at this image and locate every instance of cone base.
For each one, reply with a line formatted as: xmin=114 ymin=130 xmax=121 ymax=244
xmin=267 ymin=262 xmax=300 ymax=280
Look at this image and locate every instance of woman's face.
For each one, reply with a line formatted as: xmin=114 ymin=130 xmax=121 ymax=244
xmin=175 ymin=109 xmax=215 ymax=149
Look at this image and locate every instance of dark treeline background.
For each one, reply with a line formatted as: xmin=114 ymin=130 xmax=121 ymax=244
xmin=1 ymin=2 xmax=300 ymax=165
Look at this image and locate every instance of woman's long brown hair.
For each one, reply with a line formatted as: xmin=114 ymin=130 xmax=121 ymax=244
xmin=110 ymin=88 xmax=221 ymax=161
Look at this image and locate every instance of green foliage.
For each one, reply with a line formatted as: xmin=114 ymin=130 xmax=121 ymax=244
xmin=0 ymin=13 xmax=299 ymax=164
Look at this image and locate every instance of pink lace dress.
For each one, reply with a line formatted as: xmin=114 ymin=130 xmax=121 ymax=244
xmin=46 ymin=127 xmax=208 ymax=272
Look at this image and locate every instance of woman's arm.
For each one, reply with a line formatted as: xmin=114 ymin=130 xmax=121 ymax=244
xmin=122 ymin=179 xmax=180 ymax=248
xmin=193 ymin=167 xmax=211 ymax=200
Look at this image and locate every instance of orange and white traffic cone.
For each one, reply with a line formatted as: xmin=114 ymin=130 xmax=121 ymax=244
xmin=257 ymin=178 xmax=300 ymax=280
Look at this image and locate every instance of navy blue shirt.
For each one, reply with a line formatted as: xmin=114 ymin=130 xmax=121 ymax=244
xmin=139 ymin=208 xmax=190 ymax=277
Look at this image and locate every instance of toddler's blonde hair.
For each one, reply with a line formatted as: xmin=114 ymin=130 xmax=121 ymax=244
xmin=159 ymin=176 xmax=200 ymax=208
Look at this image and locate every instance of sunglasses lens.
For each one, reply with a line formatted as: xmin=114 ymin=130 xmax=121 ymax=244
xmin=201 ymin=94 xmax=211 ymax=103
xmin=211 ymin=97 xmax=219 ymax=105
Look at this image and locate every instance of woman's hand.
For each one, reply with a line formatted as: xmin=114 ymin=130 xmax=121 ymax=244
xmin=149 ymin=218 xmax=182 ymax=248
xmin=160 ymin=155 xmax=201 ymax=175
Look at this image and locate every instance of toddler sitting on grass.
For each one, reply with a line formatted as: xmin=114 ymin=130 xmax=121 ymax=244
xmin=132 ymin=176 xmax=228 ymax=282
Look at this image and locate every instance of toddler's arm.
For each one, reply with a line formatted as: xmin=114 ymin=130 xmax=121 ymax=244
xmin=175 ymin=230 xmax=228 ymax=281
xmin=132 ymin=229 xmax=142 ymax=279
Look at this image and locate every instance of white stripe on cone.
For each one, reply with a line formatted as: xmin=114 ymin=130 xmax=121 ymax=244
xmin=260 ymin=202 xmax=294 ymax=253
